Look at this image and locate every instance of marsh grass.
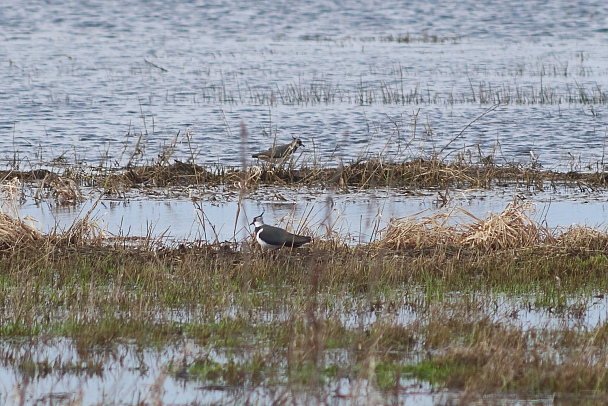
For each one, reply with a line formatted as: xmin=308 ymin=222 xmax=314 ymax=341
xmin=3 ymin=192 xmax=608 ymax=402
xmin=202 ymin=69 xmax=608 ymax=106
xmin=4 ymin=152 xmax=608 ymax=201
xmin=4 ymin=152 xmax=608 ymax=402
xmin=4 ymin=115 xmax=608 ymax=201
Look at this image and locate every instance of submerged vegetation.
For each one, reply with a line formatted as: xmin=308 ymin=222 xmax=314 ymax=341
xmin=242 ymin=75 xmax=608 ymax=106
xmin=2 ymin=122 xmax=608 ymax=403
xmin=5 ymin=151 xmax=608 ymax=201
xmin=3 ymin=159 xmax=608 ymax=403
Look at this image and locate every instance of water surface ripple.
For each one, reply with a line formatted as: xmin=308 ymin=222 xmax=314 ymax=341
xmin=2 ymin=3 xmax=608 ymax=403
xmin=1 ymin=1 xmax=608 ymax=172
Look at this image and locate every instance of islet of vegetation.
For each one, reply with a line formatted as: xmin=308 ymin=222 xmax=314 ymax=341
xmin=3 ymin=147 xmax=608 ymax=403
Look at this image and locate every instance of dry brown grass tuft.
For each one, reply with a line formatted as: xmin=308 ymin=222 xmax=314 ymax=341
xmin=47 ymin=175 xmax=83 ymax=204
xmin=31 ymin=172 xmax=85 ymax=205
xmin=372 ymin=212 xmax=459 ymax=250
xmin=376 ymin=201 xmax=554 ymax=251
xmin=0 ymin=211 xmax=42 ymax=248
xmin=460 ymin=201 xmax=552 ymax=250
xmin=0 ymin=177 xmax=42 ymax=248
xmin=0 ymin=178 xmax=105 ymax=249
xmin=556 ymin=225 xmax=608 ymax=251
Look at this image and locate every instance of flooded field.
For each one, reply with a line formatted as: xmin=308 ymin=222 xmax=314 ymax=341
xmin=10 ymin=184 xmax=608 ymax=243
xmin=3 ymin=177 xmax=608 ymax=404
xmin=2 ymin=285 xmax=607 ymax=405
xmin=3 ymin=0 xmax=608 ymax=404
xmin=3 ymin=178 xmax=608 ymax=405
xmin=0 ymin=338 xmax=447 ymax=405
xmin=2 ymin=0 xmax=608 ymax=172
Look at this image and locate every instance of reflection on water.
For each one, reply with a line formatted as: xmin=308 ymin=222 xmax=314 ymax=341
xmin=0 ymin=337 xmax=449 ymax=405
xmin=12 ymin=185 xmax=608 ymax=243
xmin=0 ymin=288 xmax=603 ymax=405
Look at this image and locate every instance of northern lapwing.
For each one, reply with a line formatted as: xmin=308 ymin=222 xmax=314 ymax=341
xmin=250 ymin=212 xmax=312 ymax=250
xmin=252 ymin=137 xmax=304 ymax=161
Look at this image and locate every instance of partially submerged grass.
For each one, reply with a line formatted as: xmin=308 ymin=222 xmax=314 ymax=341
xmin=5 ymin=115 xmax=608 ymax=201
xmin=165 ymin=62 xmax=608 ymax=106
xmin=3 ymin=149 xmax=608 ymax=404
xmin=4 ymin=153 xmax=608 ymax=197
xmin=2 ymin=193 xmax=608 ymax=402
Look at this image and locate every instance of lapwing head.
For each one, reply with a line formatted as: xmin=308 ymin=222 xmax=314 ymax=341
xmin=250 ymin=212 xmax=265 ymax=228
xmin=292 ymin=137 xmax=304 ymax=149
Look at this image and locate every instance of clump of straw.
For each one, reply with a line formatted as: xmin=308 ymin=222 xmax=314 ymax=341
xmin=459 ymin=201 xmax=552 ymax=250
xmin=36 ymin=173 xmax=83 ymax=205
xmin=555 ymin=225 xmax=608 ymax=251
xmin=376 ymin=201 xmax=552 ymax=251
xmin=0 ymin=177 xmax=42 ymax=247
xmin=373 ymin=212 xmax=460 ymax=250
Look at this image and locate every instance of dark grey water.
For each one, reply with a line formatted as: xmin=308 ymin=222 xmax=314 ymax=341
xmin=2 ymin=0 xmax=608 ymax=172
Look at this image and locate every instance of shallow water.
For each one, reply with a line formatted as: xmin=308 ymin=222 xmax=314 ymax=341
xmin=2 ymin=1 xmax=608 ymax=172
xmin=3 ymin=1 xmax=608 ymax=403
xmin=0 ymin=287 xmax=603 ymax=405
xmin=0 ymin=338 xmax=452 ymax=405
xmin=11 ymin=184 xmax=608 ymax=243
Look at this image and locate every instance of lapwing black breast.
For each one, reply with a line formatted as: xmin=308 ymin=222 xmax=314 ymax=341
xmin=250 ymin=212 xmax=312 ymax=250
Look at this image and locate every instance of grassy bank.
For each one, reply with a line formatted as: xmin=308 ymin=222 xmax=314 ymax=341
xmin=2 ymin=157 xmax=608 ymax=402
xmin=2 ymin=212 xmax=608 ymax=402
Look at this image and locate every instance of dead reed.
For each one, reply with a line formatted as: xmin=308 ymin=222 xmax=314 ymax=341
xmin=4 ymin=155 xmax=608 ymax=197
xmin=375 ymin=200 xmax=555 ymax=251
xmin=0 ymin=177 xmax=42 ymax=248
xmin=2 ymin=181 xmax=608 ymax=402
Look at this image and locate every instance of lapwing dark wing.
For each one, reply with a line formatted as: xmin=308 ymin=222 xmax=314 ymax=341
xmin=252 ymin=138 xmax=304 ymax=161
xmin=250 ymin=212 xmax=312 ymax=250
